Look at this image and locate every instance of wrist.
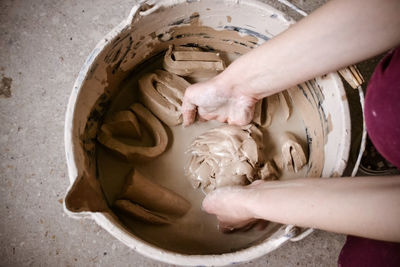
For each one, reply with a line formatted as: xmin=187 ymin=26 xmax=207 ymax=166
xmin=213 ymin=71 xmax=261 ymax=102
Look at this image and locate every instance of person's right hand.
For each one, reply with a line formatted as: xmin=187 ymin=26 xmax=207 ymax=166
xmin=202 ymin=181 xmax=269 ymax=232
xmin=181 ymin=77 xmax=258 ymax=126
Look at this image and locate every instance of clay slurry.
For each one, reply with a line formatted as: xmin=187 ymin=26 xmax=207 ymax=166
xmin=96 ymin=48 xmax=309 ymax=254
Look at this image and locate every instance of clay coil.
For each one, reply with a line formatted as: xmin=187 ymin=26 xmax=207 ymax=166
xmin=97 ymin=103 xmax=168 ymax=161
xmin=138 ymin=69 xmax=190 ymax=126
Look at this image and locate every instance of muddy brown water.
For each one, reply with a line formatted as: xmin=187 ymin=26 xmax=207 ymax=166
xmin=96 ymin=52 xmax=308 ymax=254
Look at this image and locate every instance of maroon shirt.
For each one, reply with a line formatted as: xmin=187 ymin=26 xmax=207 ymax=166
xmin=338 ymin=46 xmax=400 ymax=266
xmin=364 ymin=47 xmax=400 ymax=169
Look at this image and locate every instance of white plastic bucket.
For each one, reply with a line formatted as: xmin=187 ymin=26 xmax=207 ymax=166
xmin=64 ymin=0 xmax=352 ymax=265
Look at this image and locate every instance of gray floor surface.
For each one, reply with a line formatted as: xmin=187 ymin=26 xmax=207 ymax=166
xmin=1 ymin=0 xmax=351 ymax=266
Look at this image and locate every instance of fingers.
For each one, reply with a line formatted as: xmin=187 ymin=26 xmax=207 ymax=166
xmin=226 ymin=114 xmax=252 ymax=126
xmin=182 ymin=97 xmax=225 ymax=125
xmin=247 ymin=179 xmax=266 ymax=188
xmin=202 ymin=186 xmax=240 ymax=213
xmin=198 ymin=116 xmax=208 ymax=122
xmin=182 ymin=80 xmax=258 ymax=126
xmin=182 ymin=82 xmax=213 ymax=126
xmin=197 ymin=107 xmax=216 ymax=121
xmin=181 ymin=97 xmax=197 ymax=126
xmin=202 ymin=186 xmax=250 ymax=220
xmin=202 ymin=185 xmax=268 ymax=233
xmin=218 ymin=219 xmax=258 ymax=233
xmin=254 ymin=220 xmax=269 ymax=231
xmin=202 ymin=189 xmax=220 ymax=214
xmin=227 ymin=117 xmax=251 ymax=126
xmin=198 ymin=108 xmax=228 ymax=123
xmin=227 ymin=100 xmax=256 ymax=126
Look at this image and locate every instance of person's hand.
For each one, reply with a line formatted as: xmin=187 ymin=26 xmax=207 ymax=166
xmin=181 ymin=77 xmax=258 ymax=126
xmin=202 ymin=181 xmax=268 ymax=232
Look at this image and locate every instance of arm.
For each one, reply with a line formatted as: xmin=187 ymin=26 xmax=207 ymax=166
xmin=182 ymin=0 xmax=400 ymax=125
xmin=203 ymin=176 xmax=400 ymax=242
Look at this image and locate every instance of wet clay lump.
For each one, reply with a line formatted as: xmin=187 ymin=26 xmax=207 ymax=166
xmin=186 ymin=124 xmax=266 ymax=193
xmin=186 ymin=102 xmax=308 ymax=193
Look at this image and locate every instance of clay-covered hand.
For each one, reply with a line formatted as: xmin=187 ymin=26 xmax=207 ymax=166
xmin=182 ymin=77 xmax=258 ymax=126
xmin=202 ymin=181 xmax=267 ymax=232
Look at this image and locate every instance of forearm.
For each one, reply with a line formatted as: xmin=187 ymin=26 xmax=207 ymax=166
xmin=217 ymin=0 xmax=400 ymax=99
xmin=243 ymin=176 xmax=400 ymax=242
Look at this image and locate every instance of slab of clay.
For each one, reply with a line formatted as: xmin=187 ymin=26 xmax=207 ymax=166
xmin=138 ymin=69 xmax=190 ymax=126
xmin=97 ymin=103 xmax=168 ymax=161
xmin=186 ymin=124 xmax=264 ymax=193
xmin=280 ymin=132 xmax=307 ymax=172
xmin=114 ymin=200 xmax=170 ymax=225
xmin=163 ymin=45 xmax=225 ymax=78
xmin=172 ymin=51 xmax=223 ymax=62
xmin=119 ymin=169 xmax=191 ymax=217
xmin=101 ymin=110 xmax=141 ymax=138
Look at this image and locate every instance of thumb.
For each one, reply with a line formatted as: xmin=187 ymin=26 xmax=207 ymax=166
xmin=202 ymin=190 xmax=220 ymax=214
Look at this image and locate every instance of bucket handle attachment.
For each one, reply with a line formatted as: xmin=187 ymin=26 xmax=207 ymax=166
xmin=138 ymin=0 xmax=160 ymax=16
xmin=125 ymin=0 xmax=161 ymax=25
xmin=285 ymin=225 xmax=315 ymax=242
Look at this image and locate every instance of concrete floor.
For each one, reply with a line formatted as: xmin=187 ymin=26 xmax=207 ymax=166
xmin=0 ymin=0 xmax=351 ymax=266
